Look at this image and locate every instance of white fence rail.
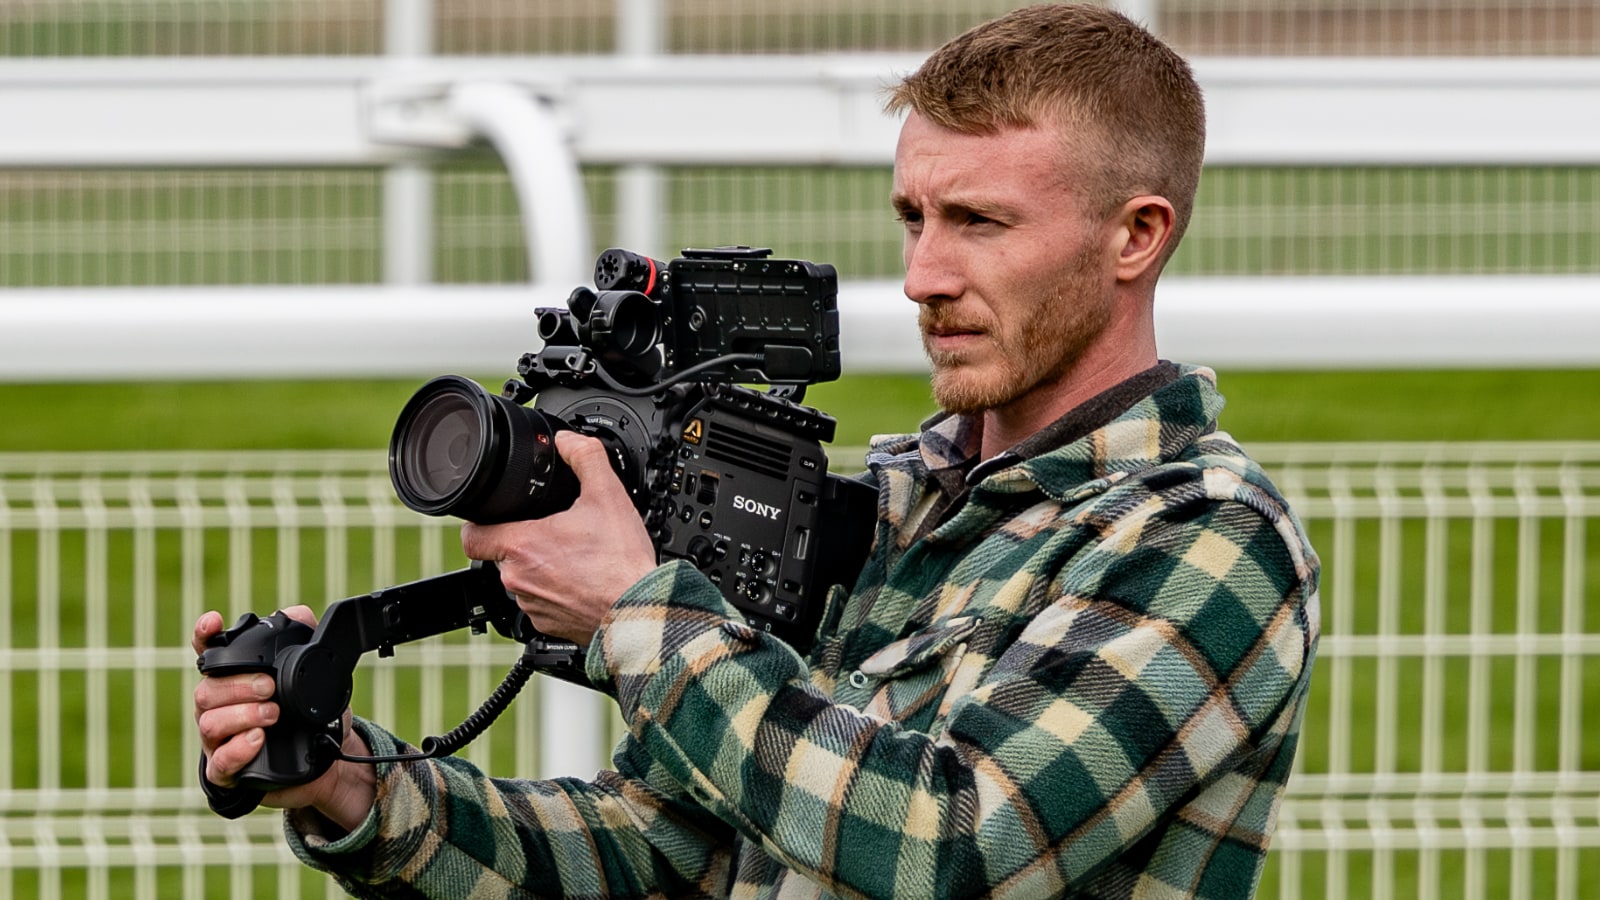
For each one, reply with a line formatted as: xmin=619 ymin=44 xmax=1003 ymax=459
xmin=4 ymin=276 xmax=1600 ymax=382
xmin=3 ymin=54 xmax=1599 ymax=376
xmin=1 ymin=444 xmax=1597 ymax=898
xmin=3 ymin=56 xmax=1597 ymax=169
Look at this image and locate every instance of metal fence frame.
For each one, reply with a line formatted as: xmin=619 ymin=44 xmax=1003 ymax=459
xmin=1258 ymin=441 xmax=1600 ymax=899
xmin=1 ymin=444 xmax=1597 ymax=898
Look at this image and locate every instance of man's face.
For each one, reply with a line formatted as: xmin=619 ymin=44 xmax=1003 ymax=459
xmin=891 ymin=112 xmax=1116 ymax=416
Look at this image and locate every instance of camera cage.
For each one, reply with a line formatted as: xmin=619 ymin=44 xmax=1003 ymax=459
xmin=197 ymin=246 xmax=876 ymax=814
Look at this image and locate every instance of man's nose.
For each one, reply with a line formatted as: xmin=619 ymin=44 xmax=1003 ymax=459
xmin=903 ymin=228 xmax=963 ymax=305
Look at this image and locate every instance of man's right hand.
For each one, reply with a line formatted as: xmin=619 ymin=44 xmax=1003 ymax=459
xmin=192 ymin=607 xmax=377 ymax=834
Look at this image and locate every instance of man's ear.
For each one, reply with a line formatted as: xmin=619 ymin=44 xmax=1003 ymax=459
xmin=1112 ymin=196 xmax=1176 ymax=283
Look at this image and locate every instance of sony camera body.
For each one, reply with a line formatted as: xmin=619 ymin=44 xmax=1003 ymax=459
xmin=388 ymin=247 xmax=876 ymax=648
xmin=197 ymin=247 xmax=875 ymax=807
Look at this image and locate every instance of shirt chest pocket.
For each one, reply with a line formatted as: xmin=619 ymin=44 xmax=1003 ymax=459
xmin=853 ymin=615 xmax=982 ymax=728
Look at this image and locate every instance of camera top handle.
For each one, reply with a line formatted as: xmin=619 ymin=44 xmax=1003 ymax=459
xmin=196 ymin=562 xmax=586 ymax=819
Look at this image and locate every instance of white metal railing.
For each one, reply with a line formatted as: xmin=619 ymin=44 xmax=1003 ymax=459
xmin=1253 ymin=441 xmax=1600 ymax=899
xmin=3 ymin=52 xmax=1600 ymax=378
xmin=3 ymin=55 xmax=1598 ymax=169
xmin=3 ymin=275 xmax=1600 ymax=382
xmin=0 ymin=449 xmax=614 ymax=898
xmin=1 ymin=443 xmax=1597 ymax=897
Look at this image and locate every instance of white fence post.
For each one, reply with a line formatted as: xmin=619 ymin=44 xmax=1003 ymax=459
xmin=616 ymin=0 xmax=668 ymax=260
xmin=384 ymin=0 xmax=437 ymax=287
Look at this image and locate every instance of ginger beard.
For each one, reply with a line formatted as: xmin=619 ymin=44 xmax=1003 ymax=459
xmin=920 ymin=241 xmax=1110 ymax=415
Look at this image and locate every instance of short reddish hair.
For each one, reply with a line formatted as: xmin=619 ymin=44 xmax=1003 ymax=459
xmin=886 ymin=4 xmax=1206 ymax=259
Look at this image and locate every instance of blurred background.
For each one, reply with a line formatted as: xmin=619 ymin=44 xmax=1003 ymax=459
xmin=0 ymin=1 xmax=1597 ymax=897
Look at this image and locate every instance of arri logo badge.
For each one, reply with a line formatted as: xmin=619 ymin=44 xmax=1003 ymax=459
xmin=682 ymin=419 xmax=705 ymax=445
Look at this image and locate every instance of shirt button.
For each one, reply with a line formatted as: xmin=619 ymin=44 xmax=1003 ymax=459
xmin=848 ymin=670 xmax=869 ymax=689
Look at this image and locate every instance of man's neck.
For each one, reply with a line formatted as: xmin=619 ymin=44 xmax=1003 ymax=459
xmin=978 ymin=352 xmax=1159 ymax=460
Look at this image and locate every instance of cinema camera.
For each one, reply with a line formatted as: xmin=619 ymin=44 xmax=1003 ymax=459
xmin=197 ymin=247 xmax=876 ymax=817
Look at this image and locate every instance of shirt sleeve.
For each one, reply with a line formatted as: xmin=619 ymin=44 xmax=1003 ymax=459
xmin=586 ymin=498 xmax=1315 ymax=897
xmin=282 ymin=717 xmax=737 ymax=898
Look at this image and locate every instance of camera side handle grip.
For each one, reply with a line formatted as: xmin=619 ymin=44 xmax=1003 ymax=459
xmin=196 ymin=609 xmax=324 ymax=818
xmin=196 ymin=562 xmax=586 ymax=818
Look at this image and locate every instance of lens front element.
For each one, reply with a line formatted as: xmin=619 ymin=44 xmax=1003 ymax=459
xmin=405 ymin=391 xmax=483 ymax=501
xmin=389 ymin=375 xmax=578 ymax=524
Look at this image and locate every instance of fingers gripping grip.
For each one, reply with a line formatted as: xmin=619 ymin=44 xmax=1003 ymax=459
xmin=196 ymin=612 xmax=351 ymax=817
xmin=193 ymin=564 xmax=570 ymax=819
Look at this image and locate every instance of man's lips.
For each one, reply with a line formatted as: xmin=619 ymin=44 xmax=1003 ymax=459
xmin=922 ymin=324 xmax=989 ymax=362
xmin=926 ymin=325 xmax=983 ymax=337
xmin=920 ymin=312 xmax=988 ymax=338
xmin=922 ymin=321 xmax=988 ymax=345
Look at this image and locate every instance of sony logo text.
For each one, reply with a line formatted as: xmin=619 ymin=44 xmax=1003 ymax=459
xmin=732 ymin=496 xmax=782 ymax=520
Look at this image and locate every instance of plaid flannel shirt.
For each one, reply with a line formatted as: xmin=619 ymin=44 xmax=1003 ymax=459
xmin=287 ymin=364 xmax=1320 ymax=899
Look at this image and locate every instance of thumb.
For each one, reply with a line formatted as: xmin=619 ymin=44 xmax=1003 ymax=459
xmin=554 ymin=431 xmax=618 ymax=486
xmin=279 ymin=604 xmax=319 ymax=629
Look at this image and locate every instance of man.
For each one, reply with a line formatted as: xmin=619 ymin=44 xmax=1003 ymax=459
xmin=194 ymin=5 xmax=1320 ymax=897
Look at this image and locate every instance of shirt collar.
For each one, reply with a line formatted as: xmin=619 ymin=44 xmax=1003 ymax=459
xmin=919 ymin=360 xmax=1183 ymax=486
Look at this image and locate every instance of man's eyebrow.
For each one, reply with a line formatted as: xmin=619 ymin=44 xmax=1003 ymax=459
xmin=893 ymin=193 xmax=1021 ymax=219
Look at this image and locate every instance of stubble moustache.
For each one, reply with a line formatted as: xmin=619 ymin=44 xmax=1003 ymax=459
xmin=921 ymin=242 xmax=1109 ymax=415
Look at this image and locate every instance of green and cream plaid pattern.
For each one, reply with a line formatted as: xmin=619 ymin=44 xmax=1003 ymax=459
xmin=289 ymin=365 xmax=1320 ymax=899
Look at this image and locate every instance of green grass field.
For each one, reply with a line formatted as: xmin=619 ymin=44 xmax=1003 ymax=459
xmin=4 ymin=368 xmax=1599 ymax=453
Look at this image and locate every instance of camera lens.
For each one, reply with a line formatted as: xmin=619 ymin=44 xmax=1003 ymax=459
xmin=389 ymin=375 xmax=579 ymax=524
xmin=403 ymin=391 xmax=481 ymax=501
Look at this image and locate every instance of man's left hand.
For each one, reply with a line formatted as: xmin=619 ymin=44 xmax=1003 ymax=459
xmin=460 ymin=430 xmax=658 ymax=646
